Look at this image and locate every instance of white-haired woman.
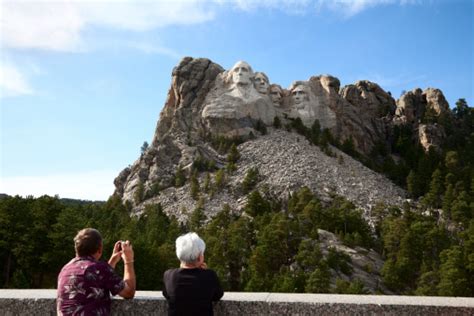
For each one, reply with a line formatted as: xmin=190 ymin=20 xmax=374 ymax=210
xmin=163 ymin=232 xmax=224 ymax=316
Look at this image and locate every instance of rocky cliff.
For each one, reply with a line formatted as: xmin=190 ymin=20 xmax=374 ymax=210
xmin=114 ymin=57 xmax=451 ymax=218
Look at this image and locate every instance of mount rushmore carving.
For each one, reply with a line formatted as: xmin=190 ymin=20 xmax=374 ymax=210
xmin=201 ymin=60 xmax=337 ymax=136
xmin=114 ymin=57 xmax=450 ymax=210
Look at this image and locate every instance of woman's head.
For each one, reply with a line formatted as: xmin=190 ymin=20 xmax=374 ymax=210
xmin=175 ymin=232 xmax=206 ymax=264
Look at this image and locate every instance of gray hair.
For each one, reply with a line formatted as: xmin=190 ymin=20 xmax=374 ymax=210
xmin=175 ymin=232 xmax=206 ymax=264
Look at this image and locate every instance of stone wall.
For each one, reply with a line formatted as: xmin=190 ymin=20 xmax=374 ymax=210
xmin=1 ymin=290 xmax=473 ymax=315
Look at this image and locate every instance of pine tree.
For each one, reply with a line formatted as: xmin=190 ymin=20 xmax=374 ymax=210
xmin=134 ymin=181 xmax=145 ymax=204
xmin=255 ymin=119 xmax=267 ymax=135
xmin=203 ymin=173 xmax=211 ymax=193
xmin=333 ymin=279 xmax=368 ymax=294
xmin=175 ymin=164 xmax=186 ymax=187
xmin=241 ymin=167 xmax=260 ymax=194
xmin=422 ymin=168 xmax=443 ymax=209
xmin=422 ymin=106 xmax=438 ymax=124
xmin=437 ymin=246 xmax=469 ymax=296
xmin=305 ymin=264 xmax=330 ymax=293
xmin=227 ymin=143 xmax=240 ymax=164
xmin=295 ymin=239 xmax=324 ymax=271
xmin=189 ymin=198 xmax=206 ymax=233
xmin=451 ymin=191 xmax=471 ymax=225
xmin=407 ymin=170 xmax=422 ymax=198
xmin=202 ymin=205 xmax=232 ymax=289
xmin=445 ymin=151 xmax=459 ymax=173
xmin=415 ymin=271 xmax=440 ymax=296
xmin=247 ymin=213 xmax=290 ymax=291
xmin=141 ymin=141 xmax=149 ymax=155
xmin=310 ymin=120 xmax=321 ymax=145
xmin=442 ymin=184 xmax=455 ymax=219
xmin=454 ymin=98 xmax=469 ymax=119
xmin=190 ymin=170 xmax=200 ymax=200
xmin=214 ymin=169 xmax=225 ymax=192
xmin=245 ymin=190 xmax=271 ymax=217
xmin=273 ymin=116 xmax=281 ymax=129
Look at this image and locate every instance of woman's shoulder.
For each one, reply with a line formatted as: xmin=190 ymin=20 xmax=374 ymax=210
xmin=163 ymin=268 xmax=180 ymax=278
xmin=200 ymin=268 xmax=220 ymax=279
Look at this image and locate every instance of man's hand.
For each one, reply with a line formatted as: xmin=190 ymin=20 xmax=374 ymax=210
xmin=118 ymin=240 xmax=136 ymax=299
xmin=121 ymin=240 xmax=134 ymax=264
xmin=108 ymin=241 xmax=123 ymax=269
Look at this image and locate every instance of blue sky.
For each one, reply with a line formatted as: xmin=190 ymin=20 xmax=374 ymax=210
xmin=1 ymin=0 xmax=473 ymax=200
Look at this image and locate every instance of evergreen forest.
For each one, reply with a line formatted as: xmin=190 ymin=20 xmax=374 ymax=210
xmin=0 ymin=99 xmax=472 ymax=296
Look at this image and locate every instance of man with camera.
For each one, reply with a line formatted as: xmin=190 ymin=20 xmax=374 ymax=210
xmin=57 ymin=228 xmax=136 ymax=315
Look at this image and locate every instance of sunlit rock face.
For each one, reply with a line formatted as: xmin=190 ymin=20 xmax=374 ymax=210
xmin=336 ymin=80 xmax=397 ymax=154
xmin=201 ymin=61 xmax=341 ymax=137
xmin=418 ymin=123 xmax=446 ymax=152
xmin=113 ymin=57 xmax=448 ymax=210
xmin=284 ymin=80 xmax=337 ymax=129
xmin=393 ymin=87 xmax=450 ymax=152
xmin=201 ymin=61 xmax=276 ymax=137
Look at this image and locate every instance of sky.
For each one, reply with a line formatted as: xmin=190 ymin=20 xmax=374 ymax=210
xmin=1 ymin=0 xmax=473 ymax=201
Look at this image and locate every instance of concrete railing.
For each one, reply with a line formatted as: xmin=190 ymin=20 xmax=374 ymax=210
xmin=1 ymin=289 xmax=473 ymax=315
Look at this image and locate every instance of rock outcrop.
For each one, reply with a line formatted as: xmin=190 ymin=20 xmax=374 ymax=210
xmin=137 ymin=130 xmax=406 ymax=222
xmin=338 ymin=80 xmax=395 ymax=154
xmin=113 ymin=57 xmax=450 ymax=214
xmin=317 ymin=229 xmax=391 ymax=294
xmin=393 ymin=87 xmax=450 ymax=151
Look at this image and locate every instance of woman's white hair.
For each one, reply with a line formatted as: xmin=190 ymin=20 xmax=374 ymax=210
xmin=175 ymin=232 xmax=206 ymax=264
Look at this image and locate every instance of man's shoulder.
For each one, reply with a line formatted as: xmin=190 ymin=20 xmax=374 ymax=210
xmin=86 ymin=260 xmax=115 ymax=275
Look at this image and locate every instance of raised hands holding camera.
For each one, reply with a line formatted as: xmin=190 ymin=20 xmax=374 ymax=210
xmin=108 ymin=240 xmax=134 ymax=269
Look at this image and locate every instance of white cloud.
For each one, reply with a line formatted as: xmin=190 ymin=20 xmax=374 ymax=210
xmin=80 ymin=0 xmax=215 ymax=31
xmin=0 ymin=61 xmax=34 ymax=98
xmin=227 ymin=0 xmax=312 ymax=13
xmin=223 ymin=0 xmax=420 ymax=17
xmin=1 ymin=0 xmax=216 ymax=52
xmin=0 ymin=0 xmax=215 ymax=97
xmin=1 ymin=0 xmax=85 ymax=52
xmin=0 ymin=170 xmax=119 ymax=201
xmin=315 ymin=0 xmax=419 ymax=17
xmin=0 ymin=0 xmax=421 ymax=53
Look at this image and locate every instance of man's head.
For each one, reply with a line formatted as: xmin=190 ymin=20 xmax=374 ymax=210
xmin=291 ymin=85 xmax=309 ymax=105
xmin=226 ymin=61 xmax=253 ymax=86
xmin=254 ymin=72 xmax=269 ymax=94
xmin=269 ymin=84 xmax=283 ymax=106
xmin=74 ymin=228 xmax=102 ymax=257
xmin=175 ymin=232 xmax=206 ymax=264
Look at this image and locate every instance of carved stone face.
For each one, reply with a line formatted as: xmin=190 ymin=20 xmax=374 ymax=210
xmin=292 ymin=86 xmax=307 ymax=105
xmin=254 ymin=73 xmax=269 ymax=94
xmin=270 ymin=86 xmax=283 ymax=105
xmin=231 ymin=62 xmax=251 ymax=85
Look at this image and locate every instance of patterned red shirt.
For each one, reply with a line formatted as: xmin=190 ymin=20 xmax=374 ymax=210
xmin=57 ymin=256 xmax=125 ymax=316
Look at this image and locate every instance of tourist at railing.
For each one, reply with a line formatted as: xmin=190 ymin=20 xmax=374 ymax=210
xmin=163 ymin=232 xmax=224 ymax=316
xmin=57 ymin=228 xmax=136 ymax=315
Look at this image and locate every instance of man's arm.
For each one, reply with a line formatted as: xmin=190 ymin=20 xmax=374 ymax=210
xmin=108 ymin=241 xmax=122 ymax=269
xmin=118 ymin=240 xmax=136 ymax=299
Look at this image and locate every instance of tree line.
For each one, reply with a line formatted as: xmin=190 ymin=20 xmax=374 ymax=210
xmin=0 ymin=99 xmax=472 ymax=296
xmin=1 ymin=182 xmax=472 ymax=295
